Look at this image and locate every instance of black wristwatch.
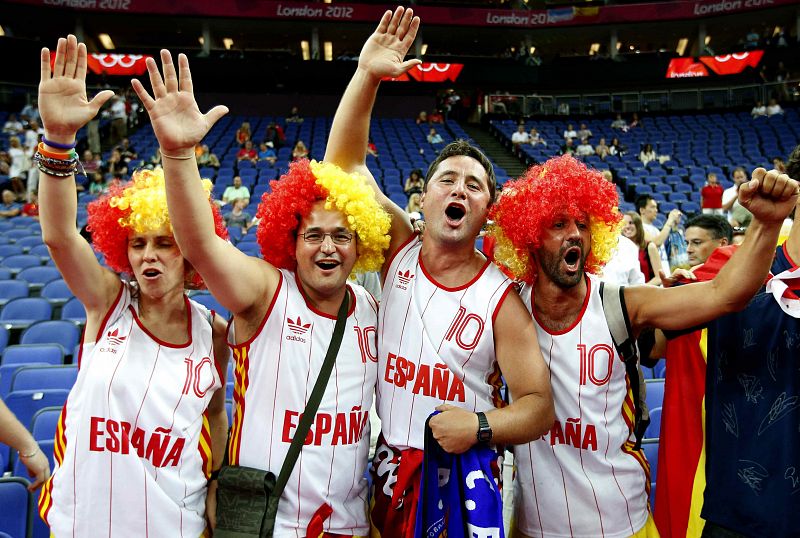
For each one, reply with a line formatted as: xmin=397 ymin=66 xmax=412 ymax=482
xmin=476 ymin=411 xmax=493 ymax=444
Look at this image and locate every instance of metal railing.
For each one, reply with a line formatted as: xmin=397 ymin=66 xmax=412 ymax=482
xmin=486 ymin=80 xmax=799 ymax=116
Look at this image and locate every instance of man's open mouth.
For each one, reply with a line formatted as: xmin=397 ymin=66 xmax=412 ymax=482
xmin=316 ymin=260 xmax=340 ymax=271
xmin=143 ymin=269 xmax=161 ymax=278
xmin=563 ymin=247 xmax=581 ymax=270
xmin=445 ymin=203 xmax=466 ymax=223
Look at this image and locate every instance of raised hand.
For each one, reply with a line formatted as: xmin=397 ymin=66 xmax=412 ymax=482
xmin=39 ymin=35 xmax=115 ymax=145
xmin=738 ymin=168 xmax=799 ymax=224
xmin=131 ymin=50 xmax=228 ymax=156
xmin=358 ymin=6 xmax=421 ymax=80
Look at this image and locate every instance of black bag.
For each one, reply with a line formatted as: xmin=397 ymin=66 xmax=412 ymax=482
xmin=214 ymin=292 xmax=350 ymax=537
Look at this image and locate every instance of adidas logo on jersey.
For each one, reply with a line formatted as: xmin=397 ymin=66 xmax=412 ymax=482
xmin=286 ymin=317 xmax=311 ymax=343
xmin=396 ymin=269 xmax=415 ymax=290
xmin=100 ymin=329 xmax=127 ymax=354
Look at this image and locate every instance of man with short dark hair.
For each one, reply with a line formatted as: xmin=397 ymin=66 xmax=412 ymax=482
xmin=684 ymin=214 xmax=732 ymax=267
xmin=324 ymin=8 xmax=555 ymax=535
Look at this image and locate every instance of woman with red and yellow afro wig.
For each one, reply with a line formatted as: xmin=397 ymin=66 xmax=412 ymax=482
xmin=255 ymin=159 xmax=391 ymax=274
xmin=489 ymin=155 xmax=621 ymax=284
xmin=87 ymin=167 xmax=228 ymax=288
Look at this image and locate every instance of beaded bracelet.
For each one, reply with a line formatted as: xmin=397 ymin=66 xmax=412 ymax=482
xmin=34 ymin=150 xmax=85 ymax=178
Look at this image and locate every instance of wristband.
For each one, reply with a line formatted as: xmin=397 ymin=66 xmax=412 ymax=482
xmin=19 ymin=447 xmax=39 ymax=459
xmin=207 ymin=467 xmax=221 ymax=485
xmin=41 ymin=136 xmax=77 ymax=150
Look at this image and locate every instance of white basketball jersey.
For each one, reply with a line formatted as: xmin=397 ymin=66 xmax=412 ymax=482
xmin=40 ymin=282 xmax=223 ymax=537
xmin=514 ymin=274 xmax=650 ymax=538
xmin=377 ymin=236 xmax=513 ymax=451
xmin=228 ymin=269 xmax=378 ymax=537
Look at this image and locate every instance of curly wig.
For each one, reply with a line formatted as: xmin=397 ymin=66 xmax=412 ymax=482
xmin=488 ymin=155 xmax=621 ymax=284
xmin=255 ymin=159 xmax=391 ymax=273
xmin=87 ymin=168 xmax=228 ymax=289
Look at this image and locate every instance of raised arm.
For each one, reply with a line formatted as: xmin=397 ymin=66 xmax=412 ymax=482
xmin=429 ymin=291 xmax=555 ymax=453
xmin=37 ymin=36 xmax=120 ymax=324
xmin=628 ymin=168 xmax=799 ymax=331
xmin=645 ymin=209 xmax=681 ymax=247
xmin=325 ymin=7 xmax=421 ymax=271
xmin=131 ymin=51 xmax=280 ymax=318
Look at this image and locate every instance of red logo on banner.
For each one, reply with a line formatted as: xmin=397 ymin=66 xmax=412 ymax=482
xmin=383 ymin=63 xmax=464 ymax=83
xmin=699 ymin=51 xmax=764 ymax=76
xmin=666 ymin=51 xmax=762 ymax=79
xmin=49 ymin=53 xmax=152 ymax=76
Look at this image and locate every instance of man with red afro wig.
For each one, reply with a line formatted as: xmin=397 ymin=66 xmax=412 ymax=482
xmin=132 ymin=44 xmax=392 ymax=535
xmin=489 ymin=154 xmax=798 ymax=538
xmin=325 ymin=7 xmax=554 ymax=536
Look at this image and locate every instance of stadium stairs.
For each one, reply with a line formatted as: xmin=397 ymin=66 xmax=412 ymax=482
xmin=458 ymin=123 xmax=526 ymax=181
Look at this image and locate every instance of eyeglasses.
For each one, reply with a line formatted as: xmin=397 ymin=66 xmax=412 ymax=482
xmin=299 ymin=231 xmax=353 ymax=245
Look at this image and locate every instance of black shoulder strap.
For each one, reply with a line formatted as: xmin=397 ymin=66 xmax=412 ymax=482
xmin=599 ymin=282 xmax=649 ymax=450
xmin=273 ymin=290 xmax=350 ymax=496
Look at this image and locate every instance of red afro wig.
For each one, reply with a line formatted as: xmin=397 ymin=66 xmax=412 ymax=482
xmin=489 ymin=154 xmax=621 ymax=284
xmin=87 ymin=168 xmax=228 ymax=289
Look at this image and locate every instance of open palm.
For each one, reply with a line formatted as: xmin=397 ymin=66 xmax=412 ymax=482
xmin=39 ymin=35 xmax=114 ymax=141
xmin=131 ymin=51 xmax=227 ymax=154
xmin=358 ymin=7 xmax=421 ymax=79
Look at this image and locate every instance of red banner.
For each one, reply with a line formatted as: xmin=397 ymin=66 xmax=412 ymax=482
xmin=49 ymin=52 xmax=152 ymax=75
xmin=666 ymin=50 xmax=764 ymax=78
xmin=383 ymin=63 xmax=464 ymax=83
xmin=17 ymin=0 xmax=797 ymax=28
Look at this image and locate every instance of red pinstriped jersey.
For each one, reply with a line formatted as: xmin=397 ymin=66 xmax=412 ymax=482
xmin=227 ymin=269 xmax=378 ymax=537
xmin=377 ymin=236 xmax=513 ymax=451
xmin=40 ymin=282 xmax=223 ymax=537
xmin=514 ymin=274 xmax=650 ymax=538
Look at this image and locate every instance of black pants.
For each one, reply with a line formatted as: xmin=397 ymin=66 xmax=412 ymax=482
xmin=702 ymin=522 xmax=748 ymax=538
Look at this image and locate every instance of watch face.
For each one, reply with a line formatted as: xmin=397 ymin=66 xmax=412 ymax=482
xmin=478 ymin=429 xmax=492 ymax=443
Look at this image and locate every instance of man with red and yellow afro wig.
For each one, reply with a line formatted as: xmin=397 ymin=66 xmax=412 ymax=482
xmin=487 ymin=154 xmax=800 ymax=538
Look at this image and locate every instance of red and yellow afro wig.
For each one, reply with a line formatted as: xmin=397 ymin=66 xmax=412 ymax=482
xmin=489 ymin=155 xmax=621 ymax=284
xmin=255 ymin=159 xmax=391 ymax=273
xmin=87 ymin=168 xmax=227 ymax=288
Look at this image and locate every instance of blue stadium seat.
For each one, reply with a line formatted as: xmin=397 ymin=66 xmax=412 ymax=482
xmin=225 ymin=400 xmax=233 ymax=424
xmin=0 ymin=297 xmax=52 ymax=330
xmin=16 ymin=266 xmax=61 ymax=291
xmin=61 ymin=298 xmax=86 ymax=325
xmin=642 ymin=440 xmax=659 ymax=483
xmin=645 ymin=379 xmax=665 ymax=411
xmin=653 ymin=360 xmax=666 ymax=379
xmin=41 ymin=280 xmax=74 ymax=306
xmin=15 ymin=236 xmax=43 ymax=251
xmin=4 ymin=389 xmax=70 ymax=444
xmin=0 ymin=326 xmax=8 ymax=356
xmin=2 ymin=344 xmax=64 ymax=366
xmin=0 ymin=477 xmax=32 ymax=538
xmin=28 ymin=244 xmax=51 ymax=261
xmin=11 ymin=365 xmax=78 ymax=392
xmin=0 ymin=245 xmax=25 ymax=259
xmin=13 ymin=440 xmax=55 ymax=484
xmin=21 ymin=321 xmax=81 ymax=357
xmin=645 ymin=407 xmax=662 ymax=439
xmin=0 ymin=254 xmax=41 ymax=275
xmin=0 ymin=279 xmax=30 ymax=306
xmin=190 ymin=292 xmax=230 ymax=321
xmin=4 ymin=229 xmax=35 ymax=243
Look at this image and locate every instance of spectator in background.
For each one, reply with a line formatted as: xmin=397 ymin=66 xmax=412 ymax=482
xmin=602 ymin=212 xmax=646 ymax=287
xmin=622 ymin=210 xmax=662 ymax=285
xmin=684 ymin=214 xmax=732 ymax=268
xmin=81 ymin=150 xmax=102 ymax=176
xmin=611 ymin=113 xmax=627 ymax=130
xmin=223 ymin=198 xmax=254 ymax=234
xmin=20 ymin=99 xmax=40 ymax=125
xmin=637 ymin=194 xmax=682 ymax=269
xmin=575 ymin=137 xmax=594 ymax=157
xmin=701 ymin=172 xmax=724 ymax=215
xmin=7 ymin=136 xmax=28 ymax=200
xmin=2 ymin=113 xmax=23 ymax=135
xmin=415 ymin=110 xmax=428 ymax=124
xmin=428 ymin=109 xmax=444 ymax=124
xmin=236 ymin=140 xmax=258 ymax=164
xmin=221 ymin=176 xmax=251 ymax=207
xmin=0 ymin=189 xmax=21 ymax=219
xmin=257 ymin=142 xmax=277 ymax=165
xmin=722 ymin=167 xmax=751 ymax=223
xmin=609 ymin=137 xmax=626 ymax=156
xmin=286 ymin=105 xmax=303 ymax=123
xmin=529 ymin=128 xmax=547 ymax=146
xmin=116 ymin=138 xmax=138 ymax=164
xmin=106 ymin=149 xmax=127 ymax=180
xmin=235 ymin=122 xmax=251 ymax=145
xmin=639 ymin=143 xmax=657 ymax=165
xmin=595 ymin=137 xmax=610 ymax=159
xmin=560 ymin=137 xmax=576 ymax=155
xmin=511 ymin=124 xmax=530 ymax=147
xmin=196 ymin=144 xmax=220 ymax=169
xmin=403 ymin=168 xmax=424 ymax=194
xmin=291 ymin=140 xmax=309 ymax=161
xmin=562 ymin=123 xmax=577 ymax=141
xmin=629 ymin=112 xmax=641 ymax=129
xmin=745 ymin=27 xmax=761 ymax=49
xmin=88 ymin=172 xmax=107 ymax=195
xmin=576 ymin=123 xmax=592 ymax=141
xmin=367 ymin=138 xmax=379 ymax=158
xmin=21 ymin=191 xmax=38 ymax=218
xmin=427 ymin=127 xmax=443 ymax=144
xmin=24 ymin=120 xmax=43 ymax=151
xmin=147 ymin=148 xmax=162 ymax=169
xmin=263 ymin=122 xmax=285 ymax=149
xmin=108 ymin=95 xmax=127 ymax=146
xmin=766 ymin=98 xmax=784 ymax=116
xmin=405 ymin=191 xmax=422 ymax=216
xmin=751 ymin=100 xmax=767 ymax=118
